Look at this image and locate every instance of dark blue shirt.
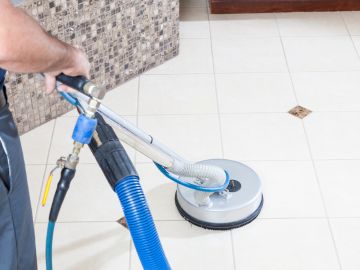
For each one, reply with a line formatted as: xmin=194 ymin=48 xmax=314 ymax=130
xmin=0 ymin=69 xmax=6 ymax=91
xmin=0 ymin=69 xmax=5 ymax=80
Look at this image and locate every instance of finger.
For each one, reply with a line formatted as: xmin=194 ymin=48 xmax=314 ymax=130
xmin=45 ymin=75 xmax=56 ymax=93
xmin=57 ymin=84 xmax=72 ymax=92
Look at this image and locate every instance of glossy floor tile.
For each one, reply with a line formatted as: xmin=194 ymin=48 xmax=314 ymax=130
xmin=331 ymin=219 xmax=360 ymax=270
xmin=210 ymin=13 xmax=279 ymax=38
xmin=139 ymin=74 xmax=218 ymax=115
xmin=221 ymin=113 xmax=311 ymax=161
xmin=216 ymin=73 xmax=297 ymax=113
xmin=130 ymin=221 xmax=234 ymax=270
xmin=102 ymin=77 xmax=139 ymax=116
xmin=26 ymin=164 xmax=46 ymax=219
xmin=232 ymin=219 xmax=340 ymax=270
xmin=282 ymin=36 xmax=360 ymax=72
xmin=315 ymin=160 xmax=360 ymax=217
xmin=247 ymin=161 xmax=325 ymax=218
xmin=212 ymin=37 xmax=288 ymax=73
xmin=292 ymin=71 xmax=360 ymax=112
xmin=146 ymin=38 xmax=214 ymax=74
xmin=276 ymin=12 xmax=348 ymax=36
xmin=352 ymin=36 xmax=360 ymax=54
xmin=304 ymin=112 xmax=360 ymax=159
xmin=35 ymin=222 xmax=130 ymax=270
xmin=17 ymin=8 xmax=360 ymax=270
xmin=20 ymin=119 xmax=55 ymax=165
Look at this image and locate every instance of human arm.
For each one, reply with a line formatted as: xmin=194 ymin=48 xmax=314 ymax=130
xmin=0 ymin=0 xmax=90 ymax=92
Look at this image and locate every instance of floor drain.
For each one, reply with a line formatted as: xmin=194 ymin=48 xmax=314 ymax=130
xmin=227 ymin=179 xmax=241 ymax=193
xmin=288 ymin=106 xmax=312 ymax=119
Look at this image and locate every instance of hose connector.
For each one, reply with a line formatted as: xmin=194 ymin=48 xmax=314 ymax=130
xmin=72 ymin=114 xmax=98 ymax=145
xmin=49 ymin=167 xmax=76 ymax=222
xmin=55 ymin=74 xmax=106 ymax=100
xmin=89 ymin=113 xmax=138 ymax=189
xmin=83 ymin=81 xmax=106 ymax=100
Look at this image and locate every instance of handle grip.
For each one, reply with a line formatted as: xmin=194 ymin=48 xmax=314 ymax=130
xmin=55 ymin=73 xmax=90 ymax=93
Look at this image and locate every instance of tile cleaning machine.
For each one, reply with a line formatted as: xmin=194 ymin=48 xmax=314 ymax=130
xmin=43 ymin=74 xmax=263 ymax=270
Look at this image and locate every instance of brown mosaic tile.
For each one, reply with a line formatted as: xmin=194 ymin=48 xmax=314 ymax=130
xmin=117 ymin=217 xmax=128 ymax=229
xmin=6 ymin=0 xmax=180 ymax=134
xmin=288 ymin=105 xmax=312 ymax=119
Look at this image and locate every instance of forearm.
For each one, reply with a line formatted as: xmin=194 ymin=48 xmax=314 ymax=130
xmin=0 ymin=1 xmax=75 ymax=73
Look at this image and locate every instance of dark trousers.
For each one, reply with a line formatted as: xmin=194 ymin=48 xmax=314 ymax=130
xmin=0 ymin=88 xmax=37 ymax=269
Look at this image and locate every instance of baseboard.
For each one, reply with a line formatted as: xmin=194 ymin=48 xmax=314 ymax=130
xmin=210 ymin=0 xmax=360 ymax=14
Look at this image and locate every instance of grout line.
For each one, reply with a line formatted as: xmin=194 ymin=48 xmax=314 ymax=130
xmin=130 ymin=112 xmax=283 ymax=116
xmin=208 ymin=34 xmax=359 ymax=39
xmin=312 ymin=158 xmax=360 ymax=161
xmin=259 ymin=216 xmax=328 ymax=220
xmin=61 ymin=114 xmax=137 ymax=118
xmin=207 ymin=6 xmax=225 ymax=159
xmin=127 ymin=77 xmax=141 ymax=270
xmin=136 ymin=158 xmax=360 ymax=163
xmin=179 ymin=37 xmax=210 ymax=40
xmin=32 ymin=157 xmax=360 ymax=167
xmin=137 ymin=112 xmax=227 ymax=116
xmin=27 ymin=111 xmax=360 ymax=126
xmin=301 ymin=121 xmax=344 ymax=270
xmin=33 ymin=216 xmax=360 ymax=224
xmin=304 ymin=111 xmax=360 ymax=113
xmin=329 ymin=217 xmax=360 ymax=220
xmin=207 ymin=7 xmax=237 ymax=269
xmin=33 ymin=119 xmax=57 ymax=222
xmin=34 ymin=220 xmax=188 ymax=224
xmin=137 ymin=111 xmax=360 ymax=116
xmin=142 ymin=69 xmax=360 ymax=76
xmin=275 ymin=16 xmax=300 ymax=105
xmin=134 ymin=76 xmax=141 ymax=164
xmin=230 ymin=230 xmax=237 ymax=270
xmin=340 ymin=12 xmax=360 ymax=61
xmin=259 ymin=216 xmax=360 ymax=220
xmin=275 ymin=16 xmax=344 ymax=270
xmin=34 ymin=220 xmax=119 ymax=224
xmin=128 ymin=240 xmax=133 ymax=270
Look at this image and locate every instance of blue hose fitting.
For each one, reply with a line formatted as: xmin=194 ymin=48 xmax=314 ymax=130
xmin=72 ymin=114 xmax=97 ymax=144
xmin=115 ymin=176 xmax=171 ymax=270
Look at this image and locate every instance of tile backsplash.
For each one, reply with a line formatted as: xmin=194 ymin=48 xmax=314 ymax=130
xmin=6 ymin=0 xmax=179 ymax=134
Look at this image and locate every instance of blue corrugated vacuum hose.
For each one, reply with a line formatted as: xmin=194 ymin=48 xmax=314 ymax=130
xmin=115 ymin=175 xmax=171 ymax=270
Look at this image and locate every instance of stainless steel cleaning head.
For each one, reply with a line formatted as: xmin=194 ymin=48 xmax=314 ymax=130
xmin=175 ymin=159 xmax=263 ymax=230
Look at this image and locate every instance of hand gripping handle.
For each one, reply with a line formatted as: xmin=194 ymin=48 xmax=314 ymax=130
xmin=55 ymin=73 xmax=90 ymax=94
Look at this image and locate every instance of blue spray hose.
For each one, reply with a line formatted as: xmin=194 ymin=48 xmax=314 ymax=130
xmin=154 ymin=162 xmax=230 ymax=193
xmin=46 ymin=222 xmax=55 ymax=270
xmin=115 ymin=175 xmax=171 ymax=270
xmin=59 ymin=91 xmax=79 ymax=106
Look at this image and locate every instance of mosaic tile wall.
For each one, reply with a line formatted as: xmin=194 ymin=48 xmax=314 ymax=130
xmin=6 ymin=0 xmax=179 ymax=134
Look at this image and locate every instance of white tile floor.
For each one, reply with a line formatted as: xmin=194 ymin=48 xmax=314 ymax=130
xmin=20 ymin=3 xmax=360 ymax=270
